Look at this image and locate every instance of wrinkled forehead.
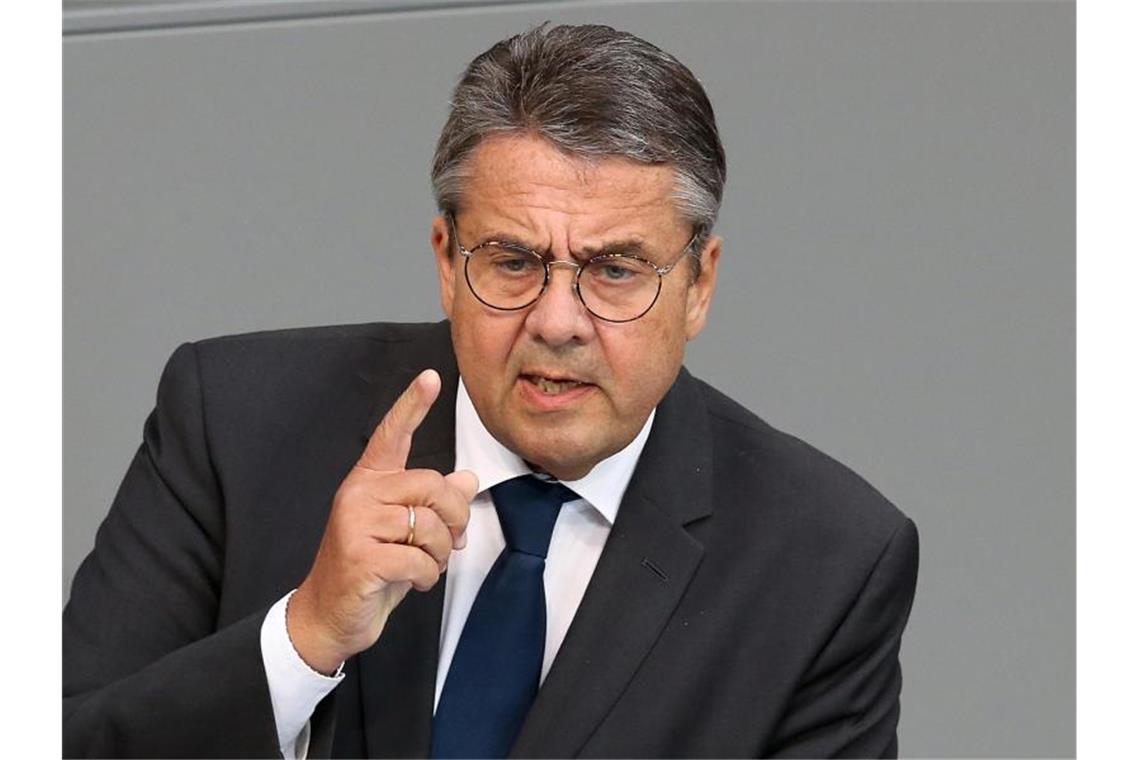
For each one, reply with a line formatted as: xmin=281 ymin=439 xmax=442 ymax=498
xmin=455 ymin=134 xmax=689 ymax=250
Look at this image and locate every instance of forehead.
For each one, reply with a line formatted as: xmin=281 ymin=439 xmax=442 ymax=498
xmin=459 ymin=134 xmax=687 ymax=245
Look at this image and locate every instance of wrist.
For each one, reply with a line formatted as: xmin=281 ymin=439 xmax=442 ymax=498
xmin=286 ymin=586 xmax=347 ymax=676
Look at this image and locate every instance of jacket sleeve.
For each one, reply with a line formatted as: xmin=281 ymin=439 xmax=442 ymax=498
xmin=766 ymin=518 xmax=920 ymax=759
xmin=63 ymin=342 xmax=284 ymax=758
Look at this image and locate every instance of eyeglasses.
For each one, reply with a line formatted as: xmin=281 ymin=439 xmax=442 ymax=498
xmin=446 ymin=215 xmax=702 ymax=323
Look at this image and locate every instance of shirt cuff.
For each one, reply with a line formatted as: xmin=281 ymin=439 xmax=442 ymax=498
xmin=260 ymin=590 xmax=345 ymax=759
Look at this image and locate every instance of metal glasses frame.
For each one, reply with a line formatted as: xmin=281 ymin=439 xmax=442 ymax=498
xmin=446 ymin=214 xmax=703 ymax=323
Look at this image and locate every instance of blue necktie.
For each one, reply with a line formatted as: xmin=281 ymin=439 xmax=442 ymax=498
xmin=431 ymin=475 xmax=575 ymax=759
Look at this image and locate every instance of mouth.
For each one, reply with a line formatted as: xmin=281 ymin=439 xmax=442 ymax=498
xmin=520 ymin=372 xmax=594 ymax=396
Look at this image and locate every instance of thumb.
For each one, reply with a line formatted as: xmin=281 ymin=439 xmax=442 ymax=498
xmin=444 ymin=469 xmax=479 ymax=550
xmin=445 ymin=469 xmax=479 ymax=503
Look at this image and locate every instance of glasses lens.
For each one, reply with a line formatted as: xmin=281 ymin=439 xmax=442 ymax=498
xmin=466 ymin=245 xmax=546 ymax=309
xmin=579 ymin=255 xmax=661 ymax=321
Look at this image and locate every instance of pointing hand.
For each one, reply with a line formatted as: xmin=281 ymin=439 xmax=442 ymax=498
xmin=288 ymin=369 xmax=478 ymax=674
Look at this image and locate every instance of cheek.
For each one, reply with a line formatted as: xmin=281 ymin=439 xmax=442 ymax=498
xmin=597 ymin=318 xmax=686 ymax=407
xmin=451 ymin=306 xmax=525 ymax=389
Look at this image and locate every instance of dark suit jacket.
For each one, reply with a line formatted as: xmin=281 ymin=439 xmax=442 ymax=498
xmin=63 ymin=320 xmax=919 ymax=758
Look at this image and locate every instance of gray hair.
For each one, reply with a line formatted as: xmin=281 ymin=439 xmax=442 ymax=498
xmin=431 ymin=23 xmax=727 ymax=246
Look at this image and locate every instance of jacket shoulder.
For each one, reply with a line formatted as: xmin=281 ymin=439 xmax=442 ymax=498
xmin=194 ymin=321 xmax=445 ymax=352
xmin=694 ymin=377 xmax=912 ymax=546
xmin=154 ymin=321 xmax=452 ymax=456
xmin=184 ymin=320 xmax=449 ymax=379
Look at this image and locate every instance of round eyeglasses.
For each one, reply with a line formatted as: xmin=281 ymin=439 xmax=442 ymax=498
xmin=447 ymin=215 xmax=702 ymax=323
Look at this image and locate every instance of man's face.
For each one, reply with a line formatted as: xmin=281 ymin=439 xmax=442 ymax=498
xmin=431 ymin=134 xmax=721 ymax=480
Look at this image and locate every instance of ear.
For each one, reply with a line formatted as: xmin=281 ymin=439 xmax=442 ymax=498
xmin=685 ymin=234 xmax=722 ymax=340
xmin=431 ymin=214 xmax=458 ymax=319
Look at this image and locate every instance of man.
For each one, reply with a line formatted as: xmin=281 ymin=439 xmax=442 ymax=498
xmin=63 ymin=24 xmax=918 ymax=759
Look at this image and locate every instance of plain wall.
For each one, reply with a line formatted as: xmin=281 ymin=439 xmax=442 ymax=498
xmin=63 ymin=1 xmax=1075 ymax=755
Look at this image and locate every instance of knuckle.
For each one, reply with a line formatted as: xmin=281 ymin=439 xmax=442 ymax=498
xmin=432 ymin=518 xmax=457 ymax=550
xmin=416 ymin=504 xmax=444 ymax=530
xmin=375 ymin=469 xmax=412 ymax=497
xmin=426 ymin=535 xmax=451 ymax=564
xmin=410 ymin=468 xmax=446 ymax=492
xmin=372 ymin=470 xmax=403 ymax=495
xmin=424 ymin=550 xmax=442 ymax=577
xmin=415 ymin=556 xmax=441 ymax=591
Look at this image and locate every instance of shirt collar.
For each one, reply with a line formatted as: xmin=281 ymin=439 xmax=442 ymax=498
xmin=453 ymin=378 xmax=655 ymax=525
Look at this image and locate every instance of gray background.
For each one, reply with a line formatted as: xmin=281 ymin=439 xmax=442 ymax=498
xmin=63 ymin=0 xmax=1075 ymax=756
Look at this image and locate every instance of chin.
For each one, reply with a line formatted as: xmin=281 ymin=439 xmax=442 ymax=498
xmin=508 ymin=429 xmax=602 ymax=481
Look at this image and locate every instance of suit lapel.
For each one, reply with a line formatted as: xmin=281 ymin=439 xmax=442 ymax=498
xmin=354 ymin=323 xmax=459 ymax=758
xmin=511 ymin=368 xmax=715 ymax=758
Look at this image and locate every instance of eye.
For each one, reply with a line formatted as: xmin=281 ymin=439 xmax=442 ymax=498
xmin=587 ymin=257 xmax=648 ymax=285
xmin=485 ymin=247 xmax=542 ymax=276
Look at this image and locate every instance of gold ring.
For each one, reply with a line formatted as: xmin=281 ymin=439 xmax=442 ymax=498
xmin=404 ymin=505 xmax=416 ymax=546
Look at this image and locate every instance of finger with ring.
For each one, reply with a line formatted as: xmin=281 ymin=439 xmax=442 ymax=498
xmin=403 ymin=505 xmax=416 ymax=546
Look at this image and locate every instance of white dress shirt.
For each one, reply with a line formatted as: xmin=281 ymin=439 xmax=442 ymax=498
xmin=260 ymin=378 xmax=655 ymax=759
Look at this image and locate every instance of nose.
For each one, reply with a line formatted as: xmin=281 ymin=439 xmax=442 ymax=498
xmin=523 ymin=261 xmax=595 ymax=347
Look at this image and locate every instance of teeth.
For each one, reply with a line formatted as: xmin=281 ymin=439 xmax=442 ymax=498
xmin=531 ymin=376 xmax=583 ymax=395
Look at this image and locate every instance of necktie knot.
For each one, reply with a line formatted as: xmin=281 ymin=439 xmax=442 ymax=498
xmin=490 ymin=475 xmax=576 ymax=558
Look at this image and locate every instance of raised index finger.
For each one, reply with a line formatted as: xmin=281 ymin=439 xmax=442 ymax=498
xmin=358 ymin=369 xmax=441 ymax=471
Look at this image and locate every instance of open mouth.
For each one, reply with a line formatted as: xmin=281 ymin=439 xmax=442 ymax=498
xmin=521 ymin=374 xmax=591 ymax=396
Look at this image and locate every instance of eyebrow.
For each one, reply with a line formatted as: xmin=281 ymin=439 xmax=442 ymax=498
xmin=579 ymin=239 xmax=650 ymax=258
xmin=475 ymin=231 xmax=651 ymax=261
